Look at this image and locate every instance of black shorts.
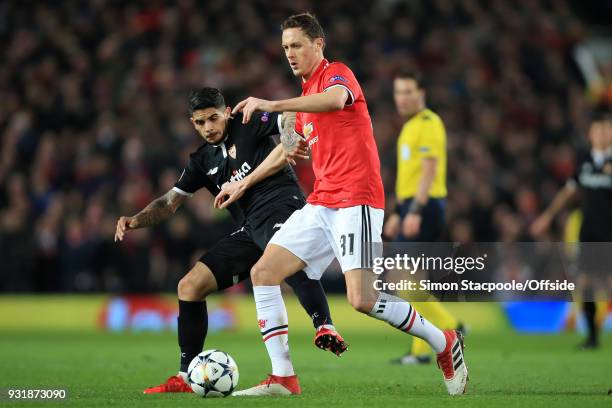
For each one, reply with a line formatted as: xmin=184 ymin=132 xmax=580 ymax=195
xmin=199 ymin=196 xmax=305 ymax=290
xmin=578 ymin=241 xmax=612 ymax=285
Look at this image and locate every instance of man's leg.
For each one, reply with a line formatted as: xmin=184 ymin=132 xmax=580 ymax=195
xmin=344 ymin=268 xmax=468 ymax=395
xmin=581 ymin=301 xmax=599 ymax=348
xmin=284 ymin=270 xmax=348 ymax=355
xmin=144 ymin=262 xmax=217 ymax=394
xmin=344 ymin=269 xmax=447 ymax=352
xmin=145 ymin=229 xmax=262 ymax=394
xmin=284 ymin=271 xmax=332 ymax=328
xmin=393 ymin=301 xmax=461 ymax=365
xmin=177 ymin=262 xmax=218 ymax=374
xmin=253 ymin=200 xmax=336 ymax=332
xmin=329 ymin=204 xmax=467 ymax=395
xmin=233 ymin=244 xmax=307 ymax=396
xmin=251 ymin=244 xmax=306 ymax=375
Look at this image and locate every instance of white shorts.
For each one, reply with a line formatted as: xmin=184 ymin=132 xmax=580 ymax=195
xmin=269 ymin=203 xmax=384 ymax=280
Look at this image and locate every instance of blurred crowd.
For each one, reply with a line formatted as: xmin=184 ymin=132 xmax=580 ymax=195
xmin=0 ymin=0 xmax=609 ymax=292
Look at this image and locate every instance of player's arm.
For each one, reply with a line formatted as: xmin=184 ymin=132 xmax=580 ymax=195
xmin=233 ymin=87 xmax=349 ymax=123
xmin=214 ymin=144 xmax=289 ymax=209
xmin=214 ymin=110 xmax=303 ymax=209
xmin=530 ymin=182 xmax=578 ymax=237
xmin=414 ymin=158 xmax=437 ymax=208
xmin=115 ymin=189 xmax=187 ymax=241
xmin=401 ymin=158 xmax=436 ymax=238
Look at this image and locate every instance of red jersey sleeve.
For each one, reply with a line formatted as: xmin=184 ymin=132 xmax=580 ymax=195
xmin=321 ymin=63 xmax=360 ymax=106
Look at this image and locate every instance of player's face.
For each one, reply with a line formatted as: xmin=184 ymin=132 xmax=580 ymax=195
xmin=282 ymin=28 xmax=324 ymax=79
xmin=394 ymin=78 xmax=425 ymax=117
xmin=190 ymin=107 xmax=231 ymax=145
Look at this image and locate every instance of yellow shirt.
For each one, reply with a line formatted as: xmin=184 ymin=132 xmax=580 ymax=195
xmin=396 ymin=108 xmax=447 ymax=200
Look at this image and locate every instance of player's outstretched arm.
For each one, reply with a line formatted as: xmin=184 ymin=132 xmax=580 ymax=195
xmin=232 ymin=87 xmax=349 ymax=123
xmin=529 ymin=183 xmax=577 ymax=237
xmin=214 ymin=144 xmax=289 ymax=210
xmin=114 ymin=189 xmax=187 ymax=241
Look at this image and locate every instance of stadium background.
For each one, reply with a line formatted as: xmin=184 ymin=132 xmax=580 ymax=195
xmin=2 ymin=0 xmax=612 ymax=293
xmin=1 ymin=1 xmax=611 ymax=406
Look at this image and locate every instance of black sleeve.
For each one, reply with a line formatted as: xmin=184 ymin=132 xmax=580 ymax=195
xmin=174 ymin=155 xmax=219 ymax=196
xmin=249 ymin=112 xmax=282 ymax=140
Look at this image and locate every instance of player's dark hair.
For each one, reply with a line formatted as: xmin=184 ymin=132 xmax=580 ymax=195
xmin=395 ymin=69 xmax=425 ymax=90
xmin=188 ymin=87 xmax=225 ymax=115
xmin=281 ymin=12 xmax=325 ymax=41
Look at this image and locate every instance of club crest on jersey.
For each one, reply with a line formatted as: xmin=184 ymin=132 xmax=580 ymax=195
xmin=258 ymin=319 xmax=267 ymax=329
xmin=303 ymin=122 xmax=319 ymax=147
xmin=329 ymin=75 xmax=347 ymax=83
xmin=261 ymin=112 xmax=270 ymax=122
xmin=228 ymin=144 xmax=236 ymax=159
xmin=303 ymin=122 xmax=314 ymax=138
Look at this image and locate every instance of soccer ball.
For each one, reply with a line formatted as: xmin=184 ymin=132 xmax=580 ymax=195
xmin=187 ymin=350 xmax=239 ymax=397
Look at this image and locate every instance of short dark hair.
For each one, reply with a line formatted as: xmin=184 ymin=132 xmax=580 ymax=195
xmin=394 ymin=69 xmax=424 ymax=90
xmin=281 ymin=12 xmax=325 ymax=41
xmin=188 ymin=87 xmax=225 ymax=115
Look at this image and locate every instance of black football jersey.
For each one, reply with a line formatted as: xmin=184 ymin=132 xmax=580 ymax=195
xmin=173 ymin=112 xmax=303 ymax=222
xmin=569 ymin=150 xmax=612 ymax=241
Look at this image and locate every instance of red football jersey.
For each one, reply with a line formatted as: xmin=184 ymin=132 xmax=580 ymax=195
xmin=295 ymin=59 xmax=385 ymax=209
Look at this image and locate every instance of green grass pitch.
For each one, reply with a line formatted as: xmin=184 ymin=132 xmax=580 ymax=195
xmin=0 ymin=296 xmax=611 ymax=407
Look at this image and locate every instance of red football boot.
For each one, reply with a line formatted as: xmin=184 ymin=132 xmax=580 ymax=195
xmin=143 ymin=374 xmax=194 ymax=394
xmin=314 ymin=325 xmax=349 ymax=356
xmin=436 ymin=330 xmax=469 ymax=395
xmin=232 ymin=374 xmax=301 ymax=396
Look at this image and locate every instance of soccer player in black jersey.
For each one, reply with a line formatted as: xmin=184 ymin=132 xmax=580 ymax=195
xmin=531 ymin=113 xmax=612 ymax=349
xmin=115 ymin=87 xmax=347 ymax=394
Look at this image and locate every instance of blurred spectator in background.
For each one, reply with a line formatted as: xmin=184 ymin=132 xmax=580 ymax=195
xmin=530 ymin=114 xmax=612 ymax=349
xmin=0 ymin=0 xmax=609 ymax=292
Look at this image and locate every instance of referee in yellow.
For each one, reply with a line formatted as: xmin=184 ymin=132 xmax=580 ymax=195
xmin=384 ymin=70 xmax=462 ymax=365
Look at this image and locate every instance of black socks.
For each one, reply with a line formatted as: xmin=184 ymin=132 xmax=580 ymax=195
xmin=285 ymin=270 xmax=333 ymax=328
xmin=178 ymin=300 xmax=207 ymax=373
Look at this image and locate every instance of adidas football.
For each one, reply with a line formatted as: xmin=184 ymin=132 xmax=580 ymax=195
xmin=187 ymin=350 xmax=239 ymax=397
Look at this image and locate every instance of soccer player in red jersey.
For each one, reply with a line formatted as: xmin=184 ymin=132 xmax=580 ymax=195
xmin=230 ymin=13 xmax=468 ymax=396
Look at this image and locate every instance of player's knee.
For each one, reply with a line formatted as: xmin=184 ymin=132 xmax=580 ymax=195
xmin=178 ymin=276 xmax=198 ymax=300
xmin=250 ymin=262 xmax=278 ymax=286
xmin=178 ymin=273 xmax=212 ymax=301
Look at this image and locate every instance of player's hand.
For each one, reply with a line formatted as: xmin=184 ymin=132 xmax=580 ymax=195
xmin=115 ymin=216 xmax=135 ymax=242
xmin=383 ymin=213 xmax=401 ymax=239
xmin=232 ymin=97 xmax=274 ymax=124
xmin=285 ymin=138 xmax=309 ymax=161
xmin=214 ymin=180 xmax=248 ymax=209
xmin=529 ymin=214 xmax=551 ymax=237
xmin=402 ymin=213 xmax=421 ymax=238
xmin=286 ymin=156 xmax=297 ymax=166
xmin=280 ymin=130 xmax=309 ymax=161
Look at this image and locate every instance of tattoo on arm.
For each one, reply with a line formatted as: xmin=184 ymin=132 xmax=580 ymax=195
xmin=130 ymin=190 xmax=186 ymax=229
xmin=280 ymin=112 xmax=299 ymax=153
